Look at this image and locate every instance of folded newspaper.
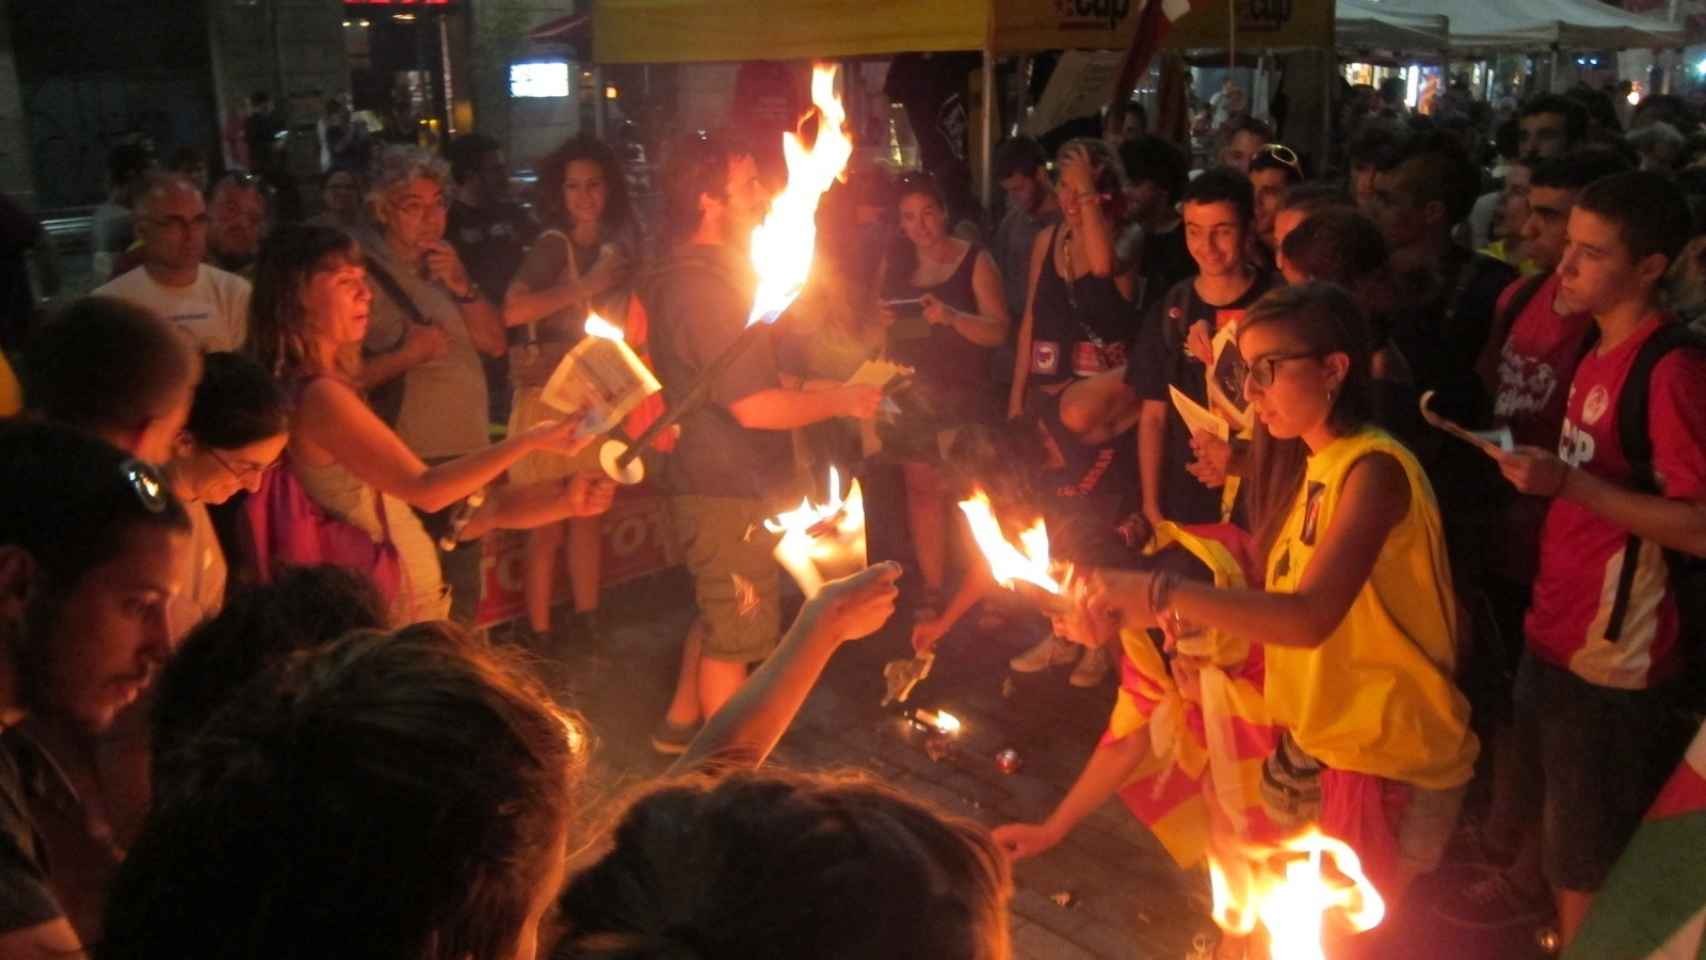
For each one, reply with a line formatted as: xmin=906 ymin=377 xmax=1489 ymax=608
xmin=1418 ymin=390 xmax=1514 ymax=458
xmin=540 ymin=332 xmax=663 ymax=437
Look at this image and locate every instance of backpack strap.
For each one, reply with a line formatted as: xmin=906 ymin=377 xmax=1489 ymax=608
xmin=1601 ymin=322 xmax=1705 ymax=640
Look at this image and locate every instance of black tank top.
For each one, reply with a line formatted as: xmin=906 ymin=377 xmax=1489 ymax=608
xmin=1027 ymin=225 xmax=1134 ymax=389
xmin=882 ymin=241 xmax=993 ymax=397
xmin=1032 ymin=387 xmax=1138 ymax=566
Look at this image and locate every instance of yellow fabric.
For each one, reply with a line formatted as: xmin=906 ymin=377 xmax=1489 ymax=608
xmin=1104 ymin=524 xmax=1274 ymax=867
xmin=0 ymin=353 xmax=20 ymax=417
xmin=594 ymin=0 xmax=1334 ymax=62
xmin=1479 ymin=240 xmax=1543 ymax=277
xmin=1262 ymin=427 xmax=1478 ymax=789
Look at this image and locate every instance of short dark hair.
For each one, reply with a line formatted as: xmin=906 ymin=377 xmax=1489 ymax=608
xmin=1218 ymin=115 xmax=1273 ymax=152
xmin=562 ymin=769 xmax=1012 ymax=959
xmin=0 ymin=419 xmax=190 ymax=590
xmin=1347 ymin=125 xmax=1404 ymax=171
xmin=1181 ymin=167 xmax=1255 ymax=227
xmin=1493 ymin=118 xmax=1522 ymax=160
xmin=661 ymin=130 xmax=751 ymax=240
xmin=1281 ymin=208 xmax=1390 ymax=289
xmin=1529 ymin=148 xmax=1634 ymax=194
xmin=446 ymin=133 xmax=501 ymax=185
xmin=184 ymin=352 xmax=288 ymax=451
xmin=1380 ymin=131 xmax=1483 ymax=225
xmin=1519 ymin=94 xmax=1589 ymax=146
xmin=1120 ymin=134 xmax=1188 ymax=204
xmin=1279 ymin=182 xmax=1352 ymax=217
xmin=165 ymin=146 xmax=206 ymax=174
xmin=1575 ymin=170 xmax=1692 ymax=267
xmin=150 ymin=565 xmax=386 ymax=765
xmin=24 ymin=296 xmax=201 ymax=435
xmin=993 ymin=136 xmax=1047 ymax=182
xmin=1634 ymin=94 xmax=1693 ymax=132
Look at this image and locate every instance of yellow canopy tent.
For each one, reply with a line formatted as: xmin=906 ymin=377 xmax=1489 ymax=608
xmin=592 ymin=0 xmax=1333 ymax=62
xmin=592 ymin=0 xmax=1334 ymax=201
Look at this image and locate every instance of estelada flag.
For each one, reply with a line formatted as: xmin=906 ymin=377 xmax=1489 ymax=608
xmin=1104 ymin=522 xmax=1281 ymax=868
xmin=1566 ymin=721 xmax=1706 ymax=959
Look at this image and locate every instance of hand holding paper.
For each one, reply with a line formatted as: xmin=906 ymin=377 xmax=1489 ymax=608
xmin=1418 ymin=390 xmax=1514 ymax=458
xmin=1169 ymin=385 xmax=1230 ymax=442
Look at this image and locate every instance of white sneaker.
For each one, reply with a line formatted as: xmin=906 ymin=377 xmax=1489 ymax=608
xmin=1069 ymin=643 xmax=1112 ymax=687
xmin=1009 ymin=633 xmax=1080 ymax=673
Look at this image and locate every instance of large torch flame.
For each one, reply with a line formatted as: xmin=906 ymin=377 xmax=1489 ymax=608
xmin=746 ymin=64 xmax=852 ymax=328
xmin=1207 ymin=828 xmax=1386 ymax=960
xmin=957 ymin=490 xmax=1060 ymax=595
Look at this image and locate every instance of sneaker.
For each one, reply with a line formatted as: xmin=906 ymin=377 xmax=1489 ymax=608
xmin=1433 ymin=866 xmax=1550 ymax=928
xmin=1009 ymin=633 xmax=1080 ymax=673
xmin=1069 ymin=643 xmax=1112 ymax=687
xmin=649 ymin=717 xmax=701 ymax=755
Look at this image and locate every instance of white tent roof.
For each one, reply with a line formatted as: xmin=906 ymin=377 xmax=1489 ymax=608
xmin=1337 ymin=0 xmax=1449 ymax=53
xmin=1370 ymin=0 xmax=1681 ymax=52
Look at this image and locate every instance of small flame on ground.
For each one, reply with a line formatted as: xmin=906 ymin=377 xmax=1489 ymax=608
xmin=914 ymin=708 xmax=962 ymax=735
xmin=957 ymin=490 xmax=1060 ymax=594
xmin=747 ymin=63 xmax=852 ymax=327
xmin=584 ymin=312 xmax=624 ymax=341
xmin=1207 ymin=828 xmax=1385 ymax=960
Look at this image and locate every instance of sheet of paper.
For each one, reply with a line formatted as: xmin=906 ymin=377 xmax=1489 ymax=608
xmin=540 ymin=335 xmax=663 ymax=433
xmin=845 ymin=358 xmax=914 ymax=390
xmin=1169 ymin=384 xmax=1231 ymax=442
xmin=1418 ymin=390 xmax=1515 ymax=458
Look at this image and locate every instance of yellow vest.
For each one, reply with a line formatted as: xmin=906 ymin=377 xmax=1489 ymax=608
xmin=1262 ymin=427 xmax=1478 ymax=789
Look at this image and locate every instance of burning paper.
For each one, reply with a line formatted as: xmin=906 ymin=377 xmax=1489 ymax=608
xmin=766 ymin=467 xmax=867 ymax=598
xmin=957 ymin=491 xmax=1061 ymax=600
xmin=1208 ymin=828 xmax=1386 ymax=960
xmin=1418 ymin=390 xmax=1514 ymax=458
xmin=540 ymin=312 xmax=663 ymax=436
xmin=881 ymin=652 xmax=934 ymax=706
xmin=745 ymin=63 xmax=852 ymax=328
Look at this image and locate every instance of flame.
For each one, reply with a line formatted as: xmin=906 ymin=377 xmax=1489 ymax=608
xmin=957 ymin=490 xmax=1060 ymax=594
xmin=584 ymin=311 xmax=624 ymax=341
xmin=746 ymin=63 xmax=852 ymax=327
xmin=914 ymin=708 xmax=961 ymax=735
xmin=1207 ymin=829 xmax=1386 ymax=960
xmin=766 ymin=468 xmax=867 ymax=598
xmin=764 ymin=467 xmax=863 ymax=546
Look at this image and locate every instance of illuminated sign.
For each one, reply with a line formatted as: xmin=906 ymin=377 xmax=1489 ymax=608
xmin=510 ymin=62 xmax=570 ymax=99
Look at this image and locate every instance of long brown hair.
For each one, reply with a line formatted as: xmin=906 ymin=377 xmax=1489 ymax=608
xmin=246 ymin=224 xmax=361 ymax=380
xmin=1240 ymin=282 xmax=1376 ymax=564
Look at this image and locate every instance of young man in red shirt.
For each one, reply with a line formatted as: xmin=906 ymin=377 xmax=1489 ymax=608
xmin=1443 ymin=148 xmax=1634 ymax=928
xmin=1493 ymin=170 xmax=1706 ymax=948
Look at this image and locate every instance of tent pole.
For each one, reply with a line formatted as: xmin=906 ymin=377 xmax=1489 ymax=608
xmin=980 ymin=12 xmax=996 ymax=213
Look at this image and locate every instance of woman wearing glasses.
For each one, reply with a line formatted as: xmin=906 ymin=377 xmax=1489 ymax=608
xmin=162 ymin=352 xmax=291 ymax=636
xmin=1064 ymin=283 xmax=1476 ymax=919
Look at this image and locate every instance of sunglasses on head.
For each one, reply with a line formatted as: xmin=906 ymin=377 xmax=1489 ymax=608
xmin=1251 ymin=143 xmax=1304 ymax=178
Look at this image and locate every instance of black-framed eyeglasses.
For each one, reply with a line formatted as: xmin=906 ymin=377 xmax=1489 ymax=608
xmin=1246 ymin=350 xmax=1321 ymax=388
xmin=208 ymin=447 xmax=269 ymax=485
xmin=1251 ymin=143 xmax=1304 ymax=179
xmin=121 ymin=459 xmax=169 ymax=514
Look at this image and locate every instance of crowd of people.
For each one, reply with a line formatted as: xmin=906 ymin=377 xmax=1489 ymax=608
xmin=0 ymin=72 xmax=1704 ymax=959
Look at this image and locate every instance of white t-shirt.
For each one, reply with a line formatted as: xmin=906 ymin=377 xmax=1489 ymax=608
xmin=95 ymin=264 xmax=252 ymax=352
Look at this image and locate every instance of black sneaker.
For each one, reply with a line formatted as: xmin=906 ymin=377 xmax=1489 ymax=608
xmin=649 ymin=717 xmax=701 ymax=755
xmin=1434 ymin=866 xmax=1551 ymax=928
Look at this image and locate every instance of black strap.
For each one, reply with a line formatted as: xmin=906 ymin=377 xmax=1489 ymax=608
xmin=363 ymin=257 xmax=431 ymax=331
xmin=1600 ymin=322 xmax=1705 ymax=641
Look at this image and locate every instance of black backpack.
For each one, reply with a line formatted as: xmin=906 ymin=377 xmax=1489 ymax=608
xmin=1595 ymin=322 xmax=1706 ymax=708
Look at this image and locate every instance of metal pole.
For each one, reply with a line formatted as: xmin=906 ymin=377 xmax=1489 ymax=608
xmin=980 ymin=42 xmax=996 ymax=213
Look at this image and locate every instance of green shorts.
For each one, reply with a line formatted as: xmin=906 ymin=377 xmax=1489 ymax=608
xmin=670 ymin=494 xmax=782 ymax=664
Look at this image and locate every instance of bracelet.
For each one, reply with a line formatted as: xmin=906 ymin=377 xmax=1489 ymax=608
xmin=1148 ymin=570 xmax=1180 ymax=618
